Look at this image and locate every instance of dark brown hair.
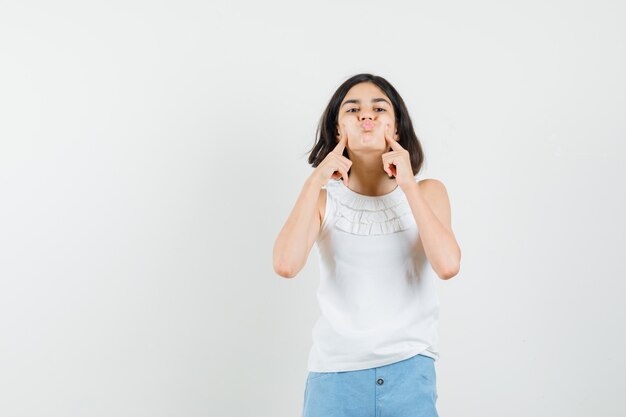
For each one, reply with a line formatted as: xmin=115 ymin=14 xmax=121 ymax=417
xmin=306 ymin=73 xmax=424 ymax=177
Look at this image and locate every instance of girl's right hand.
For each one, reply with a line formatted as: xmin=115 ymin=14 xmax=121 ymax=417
xmin=310 ymin=124 xmax=353 ymax=187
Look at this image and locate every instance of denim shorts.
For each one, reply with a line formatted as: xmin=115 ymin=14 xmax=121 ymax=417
xmin=301 ymin=353 xmax=438 ymax=417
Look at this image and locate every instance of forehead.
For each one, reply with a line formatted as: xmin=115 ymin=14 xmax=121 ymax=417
xmin=339 ymin=82 xmax=393 ymax=114
xmin=341 ymin=82 xmax=392 ymax=109
xmin=344 ymin=82 xmax=387 ymax=99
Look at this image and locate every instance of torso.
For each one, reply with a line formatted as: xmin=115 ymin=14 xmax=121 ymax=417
xmin=307 ymin=176 xmax=442 ymax=371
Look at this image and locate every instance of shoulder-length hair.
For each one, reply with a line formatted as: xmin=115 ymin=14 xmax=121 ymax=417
xmin=306 ymin=73 xmax=425 ymax=177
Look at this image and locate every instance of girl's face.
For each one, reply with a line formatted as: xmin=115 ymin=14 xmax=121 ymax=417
xmin=336 ymin=82 xmax=397 ymax=153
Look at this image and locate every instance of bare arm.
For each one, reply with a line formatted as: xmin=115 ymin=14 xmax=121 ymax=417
xmin=272 ymin=178 xmax=325 ymax=278
xmin=403 ymin=179 xmax=461 ymax=280
xmin=273 ymin=125 xmax=351 ymax=278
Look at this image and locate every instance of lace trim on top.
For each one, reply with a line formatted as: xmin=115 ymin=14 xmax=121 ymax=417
xmin=326 ymin=178 xmax=417 ymax=236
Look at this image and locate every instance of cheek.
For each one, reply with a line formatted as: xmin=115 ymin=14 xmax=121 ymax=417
xmin=338 ymin=116 xmax=359 ymax=129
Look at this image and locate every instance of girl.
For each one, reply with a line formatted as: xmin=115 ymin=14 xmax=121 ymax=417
xmin=273 ymin=73 xmax=461 ymax=417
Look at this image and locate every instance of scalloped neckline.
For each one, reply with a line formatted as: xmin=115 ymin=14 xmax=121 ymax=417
xmin=338 ymin=180 xmax=401 ymax=200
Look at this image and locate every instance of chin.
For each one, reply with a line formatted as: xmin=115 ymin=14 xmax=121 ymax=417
xmin=350 ymin=145 xmax=386 ymax=154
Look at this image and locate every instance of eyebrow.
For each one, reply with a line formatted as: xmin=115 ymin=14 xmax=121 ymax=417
xmin=341 ymin=98 xmax=391 ymax=108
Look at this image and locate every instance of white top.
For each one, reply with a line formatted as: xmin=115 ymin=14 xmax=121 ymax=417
xmin=307 ymin=175 xmax=440 ymax=372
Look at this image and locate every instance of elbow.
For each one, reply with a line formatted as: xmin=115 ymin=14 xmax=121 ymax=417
xmin=273 ymin=260 xmax=299 ymax=279
xmin=439 ymin=247 xmax=461 ymax=280
xmin=439 ymin=266 xmax=459 ymax=280
xmin=437 ymin=260 xmax=461 ymax=280
xmin=273 ymin=241 xmax=300 ymax=279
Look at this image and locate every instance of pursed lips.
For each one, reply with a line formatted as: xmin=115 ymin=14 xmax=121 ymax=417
xmin=360 ymin=121 xmax=375 ymax=130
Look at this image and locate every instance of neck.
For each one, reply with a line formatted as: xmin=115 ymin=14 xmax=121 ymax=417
xmin=346 ymin=151 xmax=398 ymax=196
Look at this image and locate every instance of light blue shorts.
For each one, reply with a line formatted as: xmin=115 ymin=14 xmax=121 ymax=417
xmin=302 ymin=353 xmax=438 ymax=417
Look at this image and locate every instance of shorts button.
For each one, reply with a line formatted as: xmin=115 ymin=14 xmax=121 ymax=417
xmin=377 ymin=378 xmax=384 ymax=385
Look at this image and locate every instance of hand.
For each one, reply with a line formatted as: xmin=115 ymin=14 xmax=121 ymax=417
xmin=310 ymin=123 xmax=353 ymax=187
xmin=382 ymin=124 xmax=413 ymax=188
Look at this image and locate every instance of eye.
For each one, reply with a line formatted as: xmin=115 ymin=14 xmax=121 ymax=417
xmin=346 ymin=107 xmax=386 ymax=113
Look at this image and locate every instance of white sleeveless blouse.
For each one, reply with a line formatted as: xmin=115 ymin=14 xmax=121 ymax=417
xmin=307 ymin=175 xmax=440 ymax=372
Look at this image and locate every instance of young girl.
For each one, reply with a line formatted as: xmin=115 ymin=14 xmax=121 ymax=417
xmin=273 ymin=73 xmax=461 ymax=417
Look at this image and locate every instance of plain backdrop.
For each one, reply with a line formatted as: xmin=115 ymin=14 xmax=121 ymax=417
xmin=1 ymin=1 xmax=625 ymax=416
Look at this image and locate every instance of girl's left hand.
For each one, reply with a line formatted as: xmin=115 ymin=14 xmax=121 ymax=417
xmin=382 ymin=124 xmax=414 ymax=188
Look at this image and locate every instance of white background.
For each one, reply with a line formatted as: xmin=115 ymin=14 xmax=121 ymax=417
xmin=1 ymin=1 xmax=625 ymax=416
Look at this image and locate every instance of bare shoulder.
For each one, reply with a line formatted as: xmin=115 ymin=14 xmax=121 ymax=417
xmin=417 ymin=178 xmax=448 ymax=196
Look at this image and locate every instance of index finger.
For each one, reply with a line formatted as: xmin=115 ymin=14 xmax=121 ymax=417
xmin=385 ymin=124 xmax=403 ymax=151
xmin=332 ymin=124 xmax=348 ymax=154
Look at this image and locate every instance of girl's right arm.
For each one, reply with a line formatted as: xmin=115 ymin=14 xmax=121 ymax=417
xmin=272 ymin=177 xmax=325 ymax=278
xmin=272 ymin=126 xmax=352 ymax=278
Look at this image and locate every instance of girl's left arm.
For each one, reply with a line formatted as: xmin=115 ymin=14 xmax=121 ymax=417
xmin=402 ymin=179 xmax=461 ymax=280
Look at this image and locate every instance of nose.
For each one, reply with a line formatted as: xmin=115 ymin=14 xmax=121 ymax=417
xmin=359 ymin=110 xmax=374 ymax=120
